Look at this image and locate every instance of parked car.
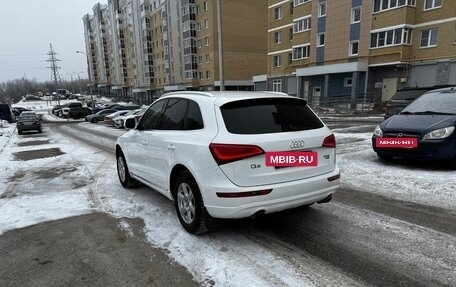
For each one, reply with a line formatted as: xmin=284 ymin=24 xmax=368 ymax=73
xmin=92 ymin=104 xmax=120 ymax=114
xmin=114 ymin=104 xmax=141 ymax=111
xmin=12 ymin=106 xmax=31 ymax=117
xmin=113 ymin=109 xmax=146 ymax=129
xmin=0 ymin=103 xmax=15 ymax=123
xmin=384 ymin=85 xmax=454 ymax=119
xmin=85 ymin=109 xmax=117 ymax=123
xmin=61 ymin=102 xmax=83 ymax=118
xmin=103 ymin=110 xmax=130 ymax=126
xmin=116 ymin=91 xmax=339 ymax=234
xmin=17 ymin=114 xmax=42 ymax=134
xmin=68 ymin=107 xmax=92 ymax=119
xmin=373 ymin=87 xmax=456 ymax=165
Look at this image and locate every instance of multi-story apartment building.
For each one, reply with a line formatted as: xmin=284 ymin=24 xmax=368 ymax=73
xmin=83 ymin=3 xmax=113 ymax=96
xmin=257 ymin=0 xmax=456 ymax=109
xmin=83 ymin=0 xmax=268 ymax=104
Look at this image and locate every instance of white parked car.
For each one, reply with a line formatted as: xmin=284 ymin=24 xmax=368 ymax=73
xmin=116 ymin=91 xmax=340 ymax=234
xmin=113 ymin=109 xmax=145 ymax=129
xmin=104 ymin=110 xmax=130 ymax=126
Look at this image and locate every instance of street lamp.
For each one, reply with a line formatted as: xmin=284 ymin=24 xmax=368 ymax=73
xmin=76 ymin=50 xmax=94 ymax=112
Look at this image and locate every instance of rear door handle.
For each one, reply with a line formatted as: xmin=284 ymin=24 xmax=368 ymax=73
xmin=168 ymin=144 xmax=175 ymax=151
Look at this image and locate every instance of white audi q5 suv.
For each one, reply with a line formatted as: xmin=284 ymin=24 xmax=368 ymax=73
xmin=116 ymin=91 xmax=339 ymax=234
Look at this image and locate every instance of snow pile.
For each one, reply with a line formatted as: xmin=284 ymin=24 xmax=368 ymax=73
xmin=0 ymin=121 xmax=16 ymax=153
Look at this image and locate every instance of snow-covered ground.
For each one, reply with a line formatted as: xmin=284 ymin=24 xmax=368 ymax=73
xmin=1 ymin=120 xmax=455 ymax=286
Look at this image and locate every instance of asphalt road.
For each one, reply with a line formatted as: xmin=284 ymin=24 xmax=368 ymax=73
xmin=0 ymin=213 xmax=199 ymax=287
xmin=41 ymin=121 xmax=456 ymax=286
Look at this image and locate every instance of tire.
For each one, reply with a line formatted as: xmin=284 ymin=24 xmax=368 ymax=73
xmin=174 ymin=171 xmax=209 ymax=234
xmin=116 ymin=151 xmax=140 ymax=188
xmin=38 ymin=129 xmax=42 ymax=133
xmin=18 ymin=130 xmax=22 ymax=135
xmin=91 ymin=118 xmax=99 ymax=124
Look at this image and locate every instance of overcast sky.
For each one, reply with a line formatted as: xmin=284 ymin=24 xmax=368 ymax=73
xmin=0 ymin=0 xmax=104 ymax=83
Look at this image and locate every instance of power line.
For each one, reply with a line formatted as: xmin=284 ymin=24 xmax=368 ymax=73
xmin=0 ymin=53 xmax=47 ymax=57
xmin=0 ymin=60 xmax=46 ymax=64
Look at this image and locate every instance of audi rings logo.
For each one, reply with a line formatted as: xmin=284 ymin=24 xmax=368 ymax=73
xmin=289 ymin=140 xmax=305 ymax=149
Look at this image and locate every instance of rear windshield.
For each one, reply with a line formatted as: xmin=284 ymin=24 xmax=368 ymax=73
xmin=220 ymin=98 xmax=323 ymax=134
xmin=391 ymin=89 xmax=430 ymax=101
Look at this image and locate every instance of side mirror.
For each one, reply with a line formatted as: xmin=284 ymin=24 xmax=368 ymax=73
xmin=125 ymin=118 xmax=137 ymax=129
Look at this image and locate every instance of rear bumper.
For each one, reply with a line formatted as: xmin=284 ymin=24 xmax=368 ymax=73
xmin=18 ymin=125 xmax=41 ymax=132
xmin=200 ymin=166 xmax=340 ymax=219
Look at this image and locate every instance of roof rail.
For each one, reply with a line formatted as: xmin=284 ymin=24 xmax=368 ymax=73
xmin=160 ymin=91 xmax=214 ymax=98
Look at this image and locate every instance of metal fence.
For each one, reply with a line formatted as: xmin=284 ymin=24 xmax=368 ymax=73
xmin=309 ymin=95 xmax=379 ymax=115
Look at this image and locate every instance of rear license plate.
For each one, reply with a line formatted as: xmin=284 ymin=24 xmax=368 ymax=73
xmin=266 ymin=151 xmax=318 ymax=167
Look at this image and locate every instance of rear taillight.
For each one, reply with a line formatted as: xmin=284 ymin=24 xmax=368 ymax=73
xmin=209 ymin=143 xmax=265 ymax=165
xmin=322 ymin=134 xmax=336 ymax=148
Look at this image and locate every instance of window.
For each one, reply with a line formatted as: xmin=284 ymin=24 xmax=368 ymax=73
xmin=274 ymin=7 xmax=282 ymax=20
xmin=289 ymin=28 xmax=293 ymax=41
xmin=186 ymin=101 xmax=204 ymax=130
xmin=292 ymin=45 xmax=310 ymax=60
xmin=318 ymin=2 xmax=327 ymax=17
xmin=293 ymin=17 xmax=311 ymax=33
xmin=141 ymin=99 xmax=167 ymax=130
xmin=159 ymin=98 xmax=188 ymax=130
xmin=220 ymin=98 xmax=324 ymax=135
xmin=205 ymin=53 xmax=210 ymax=63
xmin=351 ymin=7 xmax=361 ymax=23
xmin=273 ymin=55 xmax=281 ymax=67
xmin=204 ymin=1 xmax=208 ymax=11
xmin=349 ymin=41 xmax=359 ymax=56
xmin=293 ymin=0 xmax=310 ymax=6
xmin=344 ymin=78 xmax=353 ymax=87
xmin=317 ymin=33 xmax=325 ymax=47
xmin=370 ymin=27 xmax=412 ymax=48
xmin=454 ymin=25 xmax=456 ymax=44
xmin=197 ymin=40 xmax=202 ymax=48
xmin=373 ymin=0 xmax=416 ymax=12
xmin=420 ymin=28 xmax=438 ymax=47
xmin=199 ymin=72 xmax=203 ymax=79
xmin=204 ymin=19 xmax=208 ymax=29
xmin=274 ymin=31 xmax=282 ymax=44
xmin=205 ymin=36 xmax=209 ymax=46
xmin=424 ymin=0 xmax=442 ymax=10
xmin=272 ymin=79 xmax=282 ymax=92
xmin=197 ymin=22 xmax=201 ymax=31
xmin=206 ymin=71 xmax=210 ymax=79
xmin=288 ymin=52 xmax=293 ymax=65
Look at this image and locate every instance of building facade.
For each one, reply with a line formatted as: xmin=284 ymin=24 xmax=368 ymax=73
xmin=256 ymin=0 xmax=456 ymax=110
xmin=83 ymin=0 xmax=268 ymax=104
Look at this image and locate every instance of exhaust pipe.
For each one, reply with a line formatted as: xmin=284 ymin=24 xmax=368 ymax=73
xmin=250 ymin=210 xmax=265 ymax=219
xmin=317 ymin=194 xmax=332 ymax=204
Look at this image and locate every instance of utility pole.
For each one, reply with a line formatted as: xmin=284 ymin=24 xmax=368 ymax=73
xmin=46 ymin=43 xmax=61 ymax=106
xmin=76 ymin=50 xmax=94 ymax=113
xmin=217 ymin=0 xmax=225 ymax=91
xmin=76 ymin=72 xmax=83 ymax=93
